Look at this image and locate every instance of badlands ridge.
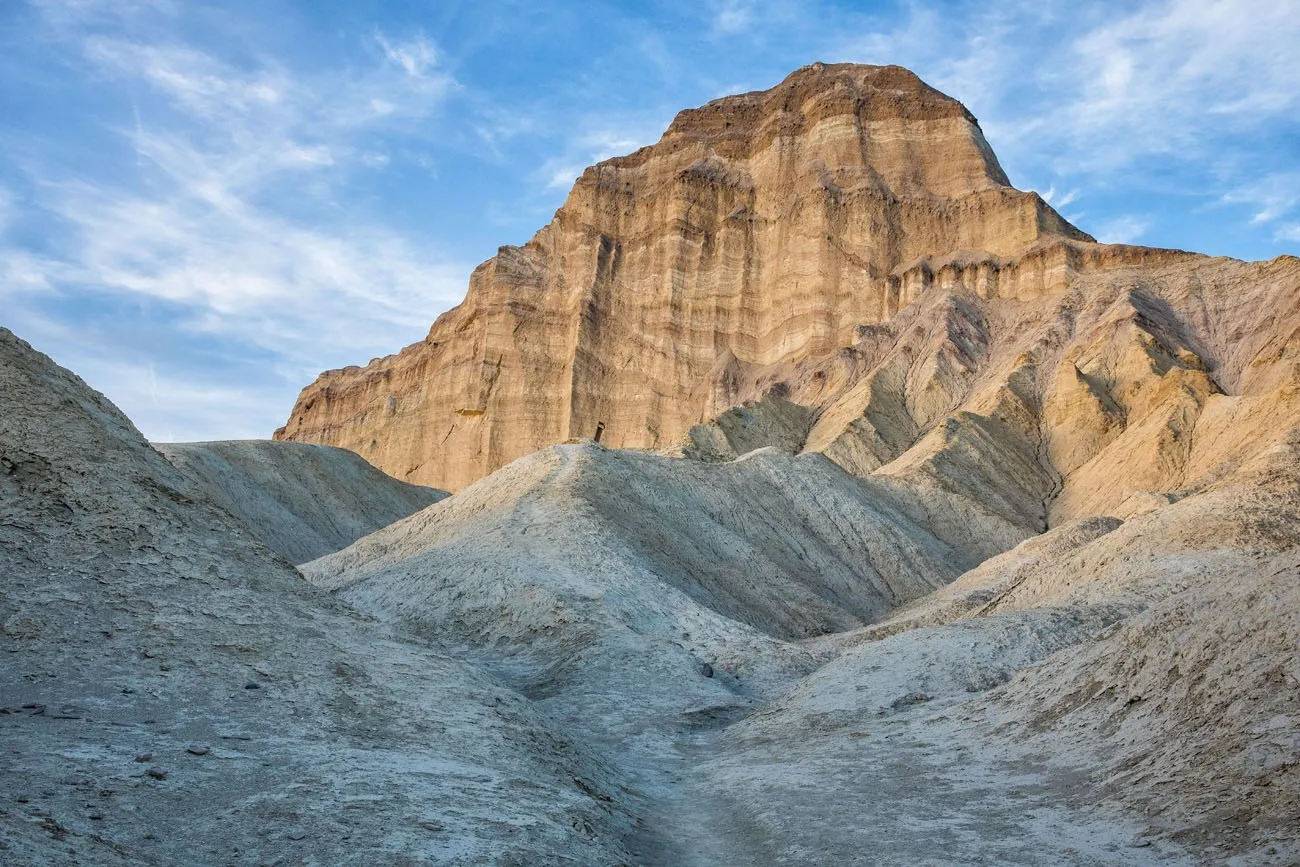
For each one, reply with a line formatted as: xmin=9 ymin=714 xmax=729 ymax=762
xmin=2 ymin=64 xmax=1298 ymax=864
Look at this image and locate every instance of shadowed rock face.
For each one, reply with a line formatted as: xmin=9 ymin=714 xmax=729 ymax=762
xmin=157 ymin=440 xmax=444 ymax=564
xmin=685 ymin=252 xmax=1300 ymax=555
xmin=275 ymin=63 xmax=1092 ymax=491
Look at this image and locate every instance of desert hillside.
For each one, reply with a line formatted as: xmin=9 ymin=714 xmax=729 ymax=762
xmin=156 ymin=440 xmax=444 ymax=564
xmin=0 ymin=327 xmax=636 ymax=864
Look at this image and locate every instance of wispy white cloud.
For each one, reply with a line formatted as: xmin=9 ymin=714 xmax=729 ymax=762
xmin=1094 ymin=215 xmax=1151 ymax=245
xmin=1041 ymin=186 xmax=1080 ymax=209
xmin=85 ymin=39 xmax=285 ymax=120
xmin=1049 ymin=0 xmax=1300 ymax=166
xmin=31 ymin=174 xmax=468 ymax=361
xmin=81 ymin=30 xmax=454 ymax=183
xmin=374 ymin=31 xmax=439 ymax=80
xmin=712 ymin=0 xmax=756 ymax=34
xmin=1275 ymin=224 xmax=1300 ymax=244
xmin=703 ymin=0 xmax=809 ymax=43
xmin=0 ymin=250 xmax=60 ymax=295
xmin=371 ymin=30 xmax=441 ymax=82
xmin=837 ymin=0 xmax=1300 ymax=172
xmin=1 ymin=3 xmax=475 ymax=438
xmin=465 ymin=105 xmax=543 ymax=164
xmin=543 ymin=163 xmax=586 ymax=191
xmin=74 ymin=354 xmax=288 ymax=442
xmin=27 ymin=0 xmax=178 ymax=28
xmin=1222 ymin=173 xmax=1300 ymax=226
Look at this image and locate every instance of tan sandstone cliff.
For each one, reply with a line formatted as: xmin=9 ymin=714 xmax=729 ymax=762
xmin=275 ymin=63 xmax=1094 ymax=490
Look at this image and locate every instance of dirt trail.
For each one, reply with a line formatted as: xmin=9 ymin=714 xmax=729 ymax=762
xmin=608 ymin=691 xmax=1194 ymax=866
xmin=620 ymin=725 xmax=780 ymax=867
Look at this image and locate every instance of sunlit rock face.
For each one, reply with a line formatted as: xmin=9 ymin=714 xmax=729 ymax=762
xmin=275 ymin=63 xmax=1091 ymax=490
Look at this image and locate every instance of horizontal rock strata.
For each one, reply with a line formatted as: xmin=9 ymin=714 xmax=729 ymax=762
xmin=276 ymin=63 xmax=1093 ymax=490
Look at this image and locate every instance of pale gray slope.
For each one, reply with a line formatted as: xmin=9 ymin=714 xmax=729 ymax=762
xmin=305 ymin=446 xmax=1122 ymax=864
xmin=304 ymin=422 xmax=1300 ymax=865
xmin=157 ymin=439 xmax=444 ymax=564
xmin=980 ymin=439 xmax=1300 ymax=859
xmin=0 ymin=327 xmax=633 ymax=865
xmin=6 ymin=317 xmax=1297 ymax=865
xmin=713 ymin=438 xmax=1300 ymax=865
xmin=303 ymin=441 xmax=973 ymax=726
xmin=302 ymin=440 xmax=970 ymax=804
xmin=309 ymin=442 xmax=965 ymax=642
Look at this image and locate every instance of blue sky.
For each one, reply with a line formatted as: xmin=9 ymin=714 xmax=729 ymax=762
xmin=1 ymin=0 xmax=1297 ymax=442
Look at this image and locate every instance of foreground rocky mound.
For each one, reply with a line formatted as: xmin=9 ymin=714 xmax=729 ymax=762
xmin=157 ymin=440 xmax=444 ymax=564
xmin=301 ymin=422 xmax=1299 ymax=863
xmin=308 ymin=443 xmax=966 ymax=640
xmin=716 ymin=437 xmax=1300 ymax=863
xmin=0 ymin=328 xmax=633 ymax=865
xmin=301 ymin=442 xmax=970 ymax=768
xmin=4 ymin=316 xmax=1298 ymax=863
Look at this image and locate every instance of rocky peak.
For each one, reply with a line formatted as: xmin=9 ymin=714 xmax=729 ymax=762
xmin=277 ymin=65 xmax=1098 ymax=491
xmin=600 ymin=62 xmax=1011 ymax=200
xmin=664 ymin=63 xmax=980 ymax=138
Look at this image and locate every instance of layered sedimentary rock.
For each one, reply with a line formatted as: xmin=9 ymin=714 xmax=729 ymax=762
xmin=686 ymin=251 xmax=1300 ymax=544
xmin=276 ymin=63 xmax=1092 ymax=490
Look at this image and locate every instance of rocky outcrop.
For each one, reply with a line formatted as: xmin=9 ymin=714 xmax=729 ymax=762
xmin=305 ymin=443 xmax=967 ymax=650
xmin=683 ymin=252 xmax=1300 ymax=545
xmin=277 ymin=63 xmax=1300 ymax=528
xmin=276 ymin=63 xmax=1093 ymax=490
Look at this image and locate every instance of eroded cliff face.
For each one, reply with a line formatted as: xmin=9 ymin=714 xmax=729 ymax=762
xmin=686 ymin=250 xmax=1300 ymax=545
xmin=275 ymin=62 xmax=1093 ymax=490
